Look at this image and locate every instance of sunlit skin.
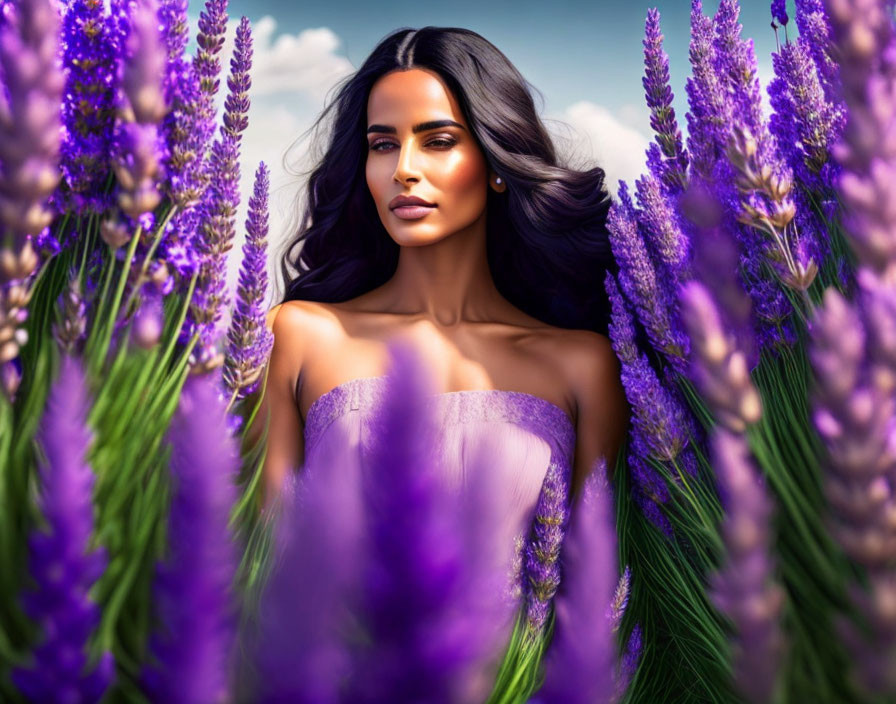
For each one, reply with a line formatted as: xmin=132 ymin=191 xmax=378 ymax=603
xmin=253 ymin=66 xmax=629 ymax=514
xmin=363 ymin=67 xmax=509 ymax=327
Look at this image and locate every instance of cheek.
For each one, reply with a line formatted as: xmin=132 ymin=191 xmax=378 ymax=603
xmin=436 ymin=151 xmax=488 ymax=196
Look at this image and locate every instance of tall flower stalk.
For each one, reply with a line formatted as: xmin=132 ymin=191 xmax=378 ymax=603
xmin=350 ymin=340 xmax=516 ymax=703
xmin=223 ymin=161 xmax=274 ymax=411
xmin=142 ymin=371 xmax=239 ymax=703
xmin=536 ymin=462 xmax=619 ymax=704
xmin=12 ymin=355 xmax=113 ymax=702
xmin=0 ymin=0 xmax=64 ymax=391
xmin=709 ymin=429 xmax=785 ymax=704
xmin=188 ymin=15 xmax=252 ymax=373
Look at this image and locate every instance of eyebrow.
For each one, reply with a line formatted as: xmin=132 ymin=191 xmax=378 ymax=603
xmin=366 ymin=119 xmax=466 ymax=135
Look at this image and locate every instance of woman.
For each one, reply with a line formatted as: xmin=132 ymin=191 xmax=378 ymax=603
xmin=250 ymin=24 xmax=630 ymax=699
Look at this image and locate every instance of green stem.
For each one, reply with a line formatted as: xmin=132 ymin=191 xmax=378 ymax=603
xmin=120 ymin=204 xmax=179 ymax=317
xmin=93 ymin=225 xmax=143 ymax=371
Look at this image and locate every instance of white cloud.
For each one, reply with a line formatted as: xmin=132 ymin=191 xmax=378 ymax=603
xmin=547 ymin=101 xmax=651 ymax=195
xmin=216 ymin=16 xmax=355 ymax=102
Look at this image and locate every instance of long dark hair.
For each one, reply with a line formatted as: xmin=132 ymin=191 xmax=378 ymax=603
xmin=277 ymin=26 xmax=616 ymax=335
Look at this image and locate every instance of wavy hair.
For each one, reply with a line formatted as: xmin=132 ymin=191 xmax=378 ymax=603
xmin=277 ymin=26 xmax=616 ymax=335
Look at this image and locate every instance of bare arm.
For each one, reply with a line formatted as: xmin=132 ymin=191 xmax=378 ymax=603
xmin=243 ymin=302 xmax=307 ymax=509
xmin=569 ymin=331 xmax=631 ymax=499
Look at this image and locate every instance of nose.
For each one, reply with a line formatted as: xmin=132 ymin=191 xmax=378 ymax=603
xmin=392 ymin=138 xmax=422 ymax=184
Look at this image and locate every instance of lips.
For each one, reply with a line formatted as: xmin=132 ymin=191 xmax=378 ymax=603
xmin=389 ymin=194 xmax=435 ymax=209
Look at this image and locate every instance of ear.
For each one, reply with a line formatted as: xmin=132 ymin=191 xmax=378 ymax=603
xmin=490 ymin=172 xmax=507 ymax=193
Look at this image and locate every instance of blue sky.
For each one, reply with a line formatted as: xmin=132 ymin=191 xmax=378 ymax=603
xmin=186 ymin=0 xmax=790 ymax=302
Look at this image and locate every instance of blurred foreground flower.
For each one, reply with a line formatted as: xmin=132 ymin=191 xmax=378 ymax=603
xmin=142 ymin=371 xmax=239 ymax=703
xmin=710 ymin=429 xmax=785 ymax=704
xmin=537 ymin=460 xmax=619 ymax=704
xmin=12 ymin=355 xmax=113 ymax=702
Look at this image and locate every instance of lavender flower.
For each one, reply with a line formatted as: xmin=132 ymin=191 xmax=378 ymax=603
xmin=642 ymin=8 xmax=689 ymax=195
xmin=796 ymin=0 xmax=841 ymax=105
xmin=223 ymin=162 xmax=275 ymax=409
xmin=767 ymin=33 xmax=844 ymax=277
xmin=57 ymin=0 xmax=119 ymax=215
xmin=606 ymin=182 xmax=688 ymax=371
xmin=350 ymin=339 xmax=516 ymax=702
xmin=111 ymin=0 xmax=167 ymax=219
xmin=538 ymin=462 xmax=618 ymax=704
xmin=0 ymin=279 xmax=29 ymax=363
xmin=156 ymin=0 xmax=218 ymax=285
xmin=634 ymin=172 xmax=691 ymax=282
xmin=808 ymin=282 xmax=896 ymax=694
xmin=158 ymin=0 xmax=188 ymax=63
xmin=699 ymin=0 xmax=799 ymax=353
xmin=710 ymin=428 xmax=785 ymax=704
xmin=192 ymin=0 xmax=227 ymax=120
xmin=685 ymin=0 xmax=731 ymax=181
xmin=524 ymin=460 xmax=571 ymax=634
xmin=604 ymin=271 xmax=694 ymax=465
xmin=142 ymin=371 xmax=239 ymax=703
xmin=132 ymin=289 xmax=163 ymax=349
xmin=12 ymin=355 xmax=113 ymax=702
xmin=0 ymin=0 xmax=63 ymax=259
xmin=826 ymin=0 xmax=896 ymax=278
xmin=609 ymin=565 xmax=632 ymax=632
xmin=189 ymin=16 xmax=252 ymax=373
xmin=254 ymin=446 xmax=363 ymax=703
xmin=811 ymin=21 xmax=896 ymax=687
xmin=772 ymin=0 xmax=789 ymax=26
xmin=679 ymin=182 xmax=759 ymax=370
xmin=768 ymin=35 xmax=844 ymax=191
xmin=679 ymin=280 xmax=763 ymax=434
xmin=52 ymin=269 xmax=87 ymax=354
xmin=159 ymin=60 xmax=206 ymax=280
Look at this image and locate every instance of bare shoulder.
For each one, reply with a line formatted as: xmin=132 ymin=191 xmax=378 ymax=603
xmin=558 ymin=328 xmax=620 ymax=390
xmin=266 ymin=300 xmax=344 ymax=344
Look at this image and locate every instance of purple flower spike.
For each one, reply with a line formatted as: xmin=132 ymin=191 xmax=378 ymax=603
xmin=193 ymin=0 xmax=228 ymax=112
xmin=796 ymin=0 xmax=840 ymax=104
xmin=111 ymin=0 xmax=168 ymax=218
xmin=538 ymin=461 xmax=619 ymax=704
xmin=189 ymin=16 xmax=253 ymax=373
xmin=679 ymin=280 xmax=763 ymax=434
xmin=643 ymin=8 xmax=689 ymax=195
xmin=606 ymin=182 xmax=689 ymax=371
xmin=350 ymin=339 xmax=517 ymax=703
xmin=12 ymin=355 xmax=113 ymax=703
xmin=826 ymin=0 xmax=896 ymax=278
xmin=634 ymin=172 xmax=691 ymax=282
xmin=710 ymin=428 xmax=785 ymax=704
xmin=224 ymin=162 xmax=274 ymax=406
xmin=524 ymin=459 xmax=571 ymax=634
xmin=0 ymin=0 xmax=64 ymax=252
xmin=685 ymin=0 xmax=731 ymax=181
xmin=254 ymin=445 xmax=363 ymax=703
xmin=772 ymin=0 xmax=789 ymax=26
xmin=142 ymin=372 xmax=239 ymax=703
xmin=604 ymin=271 xmax=693 ymax=466
xmin=57 ymin=0 xmax=119 ymax=215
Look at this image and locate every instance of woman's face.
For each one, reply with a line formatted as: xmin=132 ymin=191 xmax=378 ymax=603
xmin=365 ymin=67 xmax=494 ymax=246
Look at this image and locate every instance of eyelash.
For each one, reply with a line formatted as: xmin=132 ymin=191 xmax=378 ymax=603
xmin=368 ymin=137 xmax=456 ymax=152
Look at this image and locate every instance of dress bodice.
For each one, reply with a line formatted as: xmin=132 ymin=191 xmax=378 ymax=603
xmin=303 ymin=376 xmax=575 ymax=535
xmin=299 ymin=375 xmax=576 ymax=701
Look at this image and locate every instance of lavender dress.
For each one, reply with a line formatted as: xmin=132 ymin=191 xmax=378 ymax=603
xmin=303 ymin=375 xmax=575 ymax=550
xmin=301 ymin=374 xmax=576 ymax=698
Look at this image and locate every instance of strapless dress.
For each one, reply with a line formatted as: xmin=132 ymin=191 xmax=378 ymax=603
xmin=303 ymin=375 xmax=575 ymax=548
xmin=300 ymin=375 xmax=576 ymax=700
